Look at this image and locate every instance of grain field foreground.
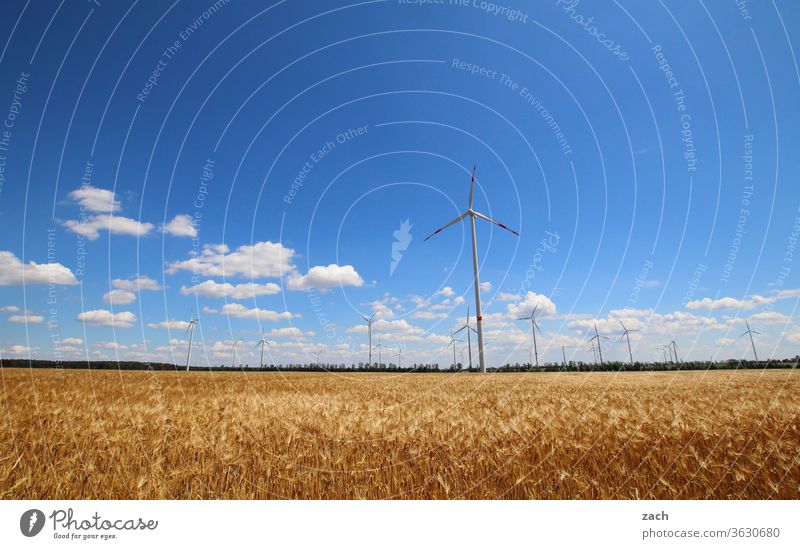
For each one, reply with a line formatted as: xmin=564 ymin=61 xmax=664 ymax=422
xmin=1 ymin=368 xmax=798 ymax=499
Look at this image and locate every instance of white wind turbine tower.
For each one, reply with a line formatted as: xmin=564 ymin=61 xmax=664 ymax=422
xmin=670 ymin=339 xmax=680 ymax=363
xmin=375 ymin=336 xmax=386 ymax=368
xmin=184 ymin=316 xmax=199 ymax=371
xmin=618 ymin=320 xmax=639 ymax=365
xmin=561 ymin=345 xmax=572 ymax=367
xmin=740 ymin=320 xmax=761 ymax=361
xmin=447 ymin=329 xmax=461 ymax=369
xmin=424 ymin=166 xmax=519 ymax=373
xmin=518 ymin=304 xmax=542 ymax=367
xmin=362 ymin=312 xmax=376 ymax=366
xmin=587 ymin=323 xmax=610 ymax=366
xmin=231 ymin=339 xmax=242 ymax=368
xmin=454 ymin=306 xmax=479 ymax=369
xmin=396 ymin=346 xmax=402 ymax=369
xmin=255 ymin=336 xmax=275 ymax=368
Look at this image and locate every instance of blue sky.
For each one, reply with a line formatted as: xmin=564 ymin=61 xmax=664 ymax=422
xmin=0 ymin=0 xmax=798 ymax=366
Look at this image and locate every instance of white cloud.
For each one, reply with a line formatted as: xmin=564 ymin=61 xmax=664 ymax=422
xmin=0 ymin=251 xmax=78 ymax=286
xmin=776 ymin=288 xmax=800 ymax=298
xmin=436 ymin=287 xmax=455 ymax=297
xmin=103 ymin=289 xmax=136 ymax=305
xmin=0 ymin=344 xmax=36 ymax=355
xmin=412 ymin=311 xmax=447 ymax=319
xmin=181 ymin=280 xmax=281 ymax=300
xmin=61 ymin=338 xmax=83 ymax=345
xmin=63 ymin=214 xmax=154 ymax=240
xmin=146 ymin=320 xmax=191 ymax=330
xmin=264 ymin=327 xmax=315 ymax=338
xmin=286 ymin=264 xmax=364 ymax=291
xmin=9 ymin=313 xmax=44 ymax=323
xmin=167 ymin=241 xmax=294 ymax=279
xmin=219 ymin=303 xmax=296 ymax=321
xmin=686 ymin=295 xmax=775 ymax=311
xmin=0 ymin=305 xmax=20 ymax=312
xmin=162 ymin=214 xmax=198 ymax=238
xmin=496 ymin=292 xmax=519 ymax=302
xmin=480 ymin=281 xmax=492 ymax=292
xmin=112 ymin=276 xmax=161 ymax=291
xmin=68 ymin=185 xmax=120 ymax=212
xmin=347 ymin=318 xmax=423 ymax=336
xmin=77 ymin=309 xmax=137 ymax=328
xmin=747 ymin=311 xmax=791 ymax=324
xmin=507 ymin=292 xmax=557 ymax=318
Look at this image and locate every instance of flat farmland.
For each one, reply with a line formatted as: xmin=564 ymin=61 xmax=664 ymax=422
xmin=1 ymin=368 xmax=798 ymax=499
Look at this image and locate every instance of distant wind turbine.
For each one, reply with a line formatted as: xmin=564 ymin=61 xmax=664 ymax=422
xmin=656 ymin=344 xmax=668 ymax=364
xmin=362 ymin=312 xmax=376 ymax=366
xmin=375 ymin=336 xmax=386 ymax=368
xmin=184 ymin=316 xmax=199 ymax=371
xmin=740 ymin=320 xmax=761 ymax=360
xmin=447 ymin=329 xmax=461 ymax=369
xmin=561 ymin=345 xmax=571 ymax=367
xmin=618 ymin=320 xmax=639 ymax=365
xmin=518 ymin=304 xmax=542 ymax=367
xmin=670 ymin=339 xmax=680 ymax=363
xmin=454 ymin=306 xmax=478 ymax=369
xmin=587 ymin=323 xmax=610 ymax=366
xmin=424 ymin=165 xmax=519 ymax=373
xmin=315 ymin=350 xmax=322 ymax=367
xmin=396 ymin=346 xmax=402 ymax=369
xmin=231 ymin=339 xmax=242 ymax=368
xmin=255 ymin=336 xmax=275 ymax=368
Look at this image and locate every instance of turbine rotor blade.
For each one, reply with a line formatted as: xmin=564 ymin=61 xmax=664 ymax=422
xmin=468 ymin=165 xmax=476 ymax=210
xmin=423 ymin=213 xmax=467 ymax=241
xmin=454 ymin=325 xmax=468 ymax=335
xmin=471 ymin=210 xmax=519 ymax=236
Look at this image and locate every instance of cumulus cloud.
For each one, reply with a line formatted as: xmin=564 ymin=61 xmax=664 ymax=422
xmin=480 ymin=281 xmax=492 ymax=292
xmin=286 ymin=264 xmax=364 ymax=291
xmin=77 ymin=309 xmax=137 ymax=328
xmin=112 ymin=276 xmax=161 ymax=291
xmin=167 ymin=241 xmax=294 ymax=279
xmin=68 ymin=185 xmax=120 ymax=212
xmin=63 ymin=214 xmax=154 ymax=240
xmin=9 ymin=312 xmax=44 ymax=323
xmin=495 ymin=292 xmax=519 ymax=302
xmin=181 ymin=280 xmax=281 ymax=300
xmin=146 ymin=320 xmax=192 ymax=330
xmin=436 ymin=287 xmax=455 ymax=297
xmin=264 ymin=327 xmax=316 ymax=338
xmin=61 ymin=338 xmax=84 ymax=345
xmin=507 ymin=291 xmax=557 ymax=318
xmin=0 ymin=344 xmax=36 ymax=355
xmin=0 ymin=305 xmax=20 ymax=312
xmin=686 ymin=295 xmax=775 ymax=311
xmin=219 ymin=303 xmax=296 ymax=321
xmin=162 ymin=214 xmax=198 ymax=238
xmin=103 ymin=289 xmax=136 ymax=305
xmin=0 ymin=251 xmax=78 ymax=286
xmin=347 ymin=318 xmax=423 ymax=336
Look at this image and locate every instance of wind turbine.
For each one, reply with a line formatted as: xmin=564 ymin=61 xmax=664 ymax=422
xmin=740 ymin=320 xmax=761 ymax=361
xmin=447 ymin=329 xmax=461 ymax=369
xmin=375 ymin=336 xmax=386 ymax=368
xmin=454 ymin=306 xmax=479 ymax=369
xmin=656 ymin=345 xmax=668 ymax=364
xmin=424 ymin=165 xmax=519 ymax=373
xmin=589 ymin=340 xmax=598 ymax=364
xmin=670 ymin=339 xmax=680 ymax=363
xmin=184 ymin=316 xmax=199 ymax=371
xmin=362 ymin=312 xmax=376 ymax=366
xmin=587 ymin=323 xmax=610 ymax=366
xmin=618 ymin=320 xmax=639 ymax=365
xmin=231 ymin=339 xmax=242 ymax=368
xmin=255 ymin=336 xmax=275 ymax=368
xmin=561 ymin=345 xmax=571 ymax=367
xmin=315 ymin=350 xmax=322 ymax=367
xmin=396 ymin=346 xmax=402 ymax=369
xmin=528 ymin=345 xmax=535 ymax=368
xmin=518 ymin=304 xmax=542 ymax=367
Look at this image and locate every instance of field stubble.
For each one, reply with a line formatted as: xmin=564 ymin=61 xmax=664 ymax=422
xmin=1 ymin=368 xmax=798 ymax=499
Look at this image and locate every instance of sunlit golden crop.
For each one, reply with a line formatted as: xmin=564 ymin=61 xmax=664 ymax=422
xmin=1 ymin=368 xmax=797 ymax=499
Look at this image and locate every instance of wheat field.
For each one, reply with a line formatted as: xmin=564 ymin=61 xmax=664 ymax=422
xmin=1 ymin=368 xmax=798 ymax=499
